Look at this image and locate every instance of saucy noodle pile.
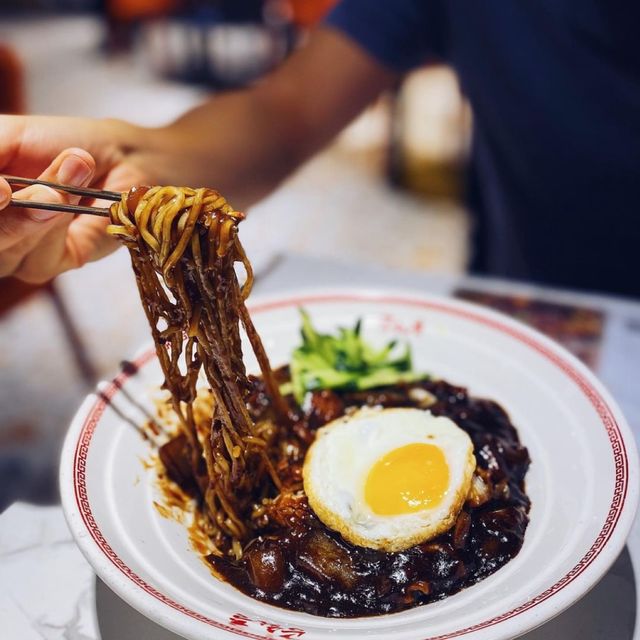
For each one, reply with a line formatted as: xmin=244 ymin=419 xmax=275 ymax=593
xmin=108 ymin=186 xmax=289 ymax=557
xmin=108 ymin=185 xmax=530 ymax=617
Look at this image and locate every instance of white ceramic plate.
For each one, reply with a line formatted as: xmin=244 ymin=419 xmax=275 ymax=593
xmin=60 ymin=289 xmax=639 ymax=640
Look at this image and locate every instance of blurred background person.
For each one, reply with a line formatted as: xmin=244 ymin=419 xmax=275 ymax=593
xmin=1 ymin=0 xmax=639 ymax=297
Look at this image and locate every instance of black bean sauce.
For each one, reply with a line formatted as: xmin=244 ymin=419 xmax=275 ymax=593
xmin=201 ymin=378 xmax=531 ymax=618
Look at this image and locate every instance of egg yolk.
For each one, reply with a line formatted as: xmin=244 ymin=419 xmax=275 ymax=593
xmin=364 ymin=443 xmax=450 ymax=515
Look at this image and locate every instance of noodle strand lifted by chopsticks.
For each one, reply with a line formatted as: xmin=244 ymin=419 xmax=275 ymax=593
xmin=108 ymin=186 xmax=290 ymax=556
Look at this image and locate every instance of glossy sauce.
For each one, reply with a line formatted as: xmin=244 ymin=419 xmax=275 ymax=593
xmin=162 ymin=376 xmax=530 ymax=618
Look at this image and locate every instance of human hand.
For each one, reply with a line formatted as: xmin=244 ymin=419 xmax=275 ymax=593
xmin=0 ymin=115 xmax=149 ymax=283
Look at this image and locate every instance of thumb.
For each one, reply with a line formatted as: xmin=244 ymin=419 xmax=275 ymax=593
xmin=18 ymin=150 xmax=94 ymax=222
xmin=0 ymin=149 xmax=96 ymax=281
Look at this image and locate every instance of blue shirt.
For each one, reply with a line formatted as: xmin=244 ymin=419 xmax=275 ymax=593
xmin=326 ymin=0 xmax=640 ymax=298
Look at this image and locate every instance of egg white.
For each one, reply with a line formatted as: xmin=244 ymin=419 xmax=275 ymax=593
xmin=303 ymin=407 xmax=476 ymax=552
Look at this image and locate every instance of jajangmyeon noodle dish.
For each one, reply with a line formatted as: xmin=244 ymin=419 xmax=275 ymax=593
xmin=107 ymin=186 xmax=531 ymax=618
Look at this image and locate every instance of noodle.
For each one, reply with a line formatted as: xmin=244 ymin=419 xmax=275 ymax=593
xmin=108 ymin=185 xmax=290 ymax=556
xmin=107 ymin=187 xmax=531 ymax=616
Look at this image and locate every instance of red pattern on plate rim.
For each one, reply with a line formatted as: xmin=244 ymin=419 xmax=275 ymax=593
xmin=72 ymin=294 xmax=629 ymax=640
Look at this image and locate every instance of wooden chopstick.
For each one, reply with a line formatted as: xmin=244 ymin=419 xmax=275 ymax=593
xmin=1 ymin=174 xmax=121 ymax=218
xmin=8 ymin=198 xmax=111 ymax=217
xmin=2 ymin=175 xmax=122 ymax=201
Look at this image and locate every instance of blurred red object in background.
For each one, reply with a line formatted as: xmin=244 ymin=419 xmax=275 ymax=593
xmin=289 ymin=0 xmax=338 ymax=27
xmin=0 ymin=43 xmax=25 ymax=115
xmin=0 ymin=43 xmax=42 ymax=318
xmin=0 ymin=44 xmax=100 ymax=383
xmin=105 ymin=0 xmax=179 ymax=52
xmin=107 ymin=0 xmax=178 ymax=22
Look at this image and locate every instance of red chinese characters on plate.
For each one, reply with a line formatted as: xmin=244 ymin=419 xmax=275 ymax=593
xmin=380 ymin=313 xmax=424 ymax=336
xmin=229 ymin=612 xmax=305 ymax=638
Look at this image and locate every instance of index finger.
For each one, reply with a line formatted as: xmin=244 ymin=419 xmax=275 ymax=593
xmin=0 ymin=149 xmax=95 ymax=277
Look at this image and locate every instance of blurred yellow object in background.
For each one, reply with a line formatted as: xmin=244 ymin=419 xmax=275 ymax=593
xmin=389 ymin=66 xmax=471 ymax=201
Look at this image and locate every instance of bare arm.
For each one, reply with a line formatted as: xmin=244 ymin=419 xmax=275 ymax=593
xmin=0 ymin=27 xmax=394 ymax=282
xmin=131 ymin=27 xmax=395 ymax=206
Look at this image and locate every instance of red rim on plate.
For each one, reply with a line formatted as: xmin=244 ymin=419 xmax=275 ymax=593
xmin=71 ymin=293 xmax=630 ymax=640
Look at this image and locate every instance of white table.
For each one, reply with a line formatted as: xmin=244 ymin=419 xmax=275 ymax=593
xmin=1 ymin=254 xmax=639 ymax=639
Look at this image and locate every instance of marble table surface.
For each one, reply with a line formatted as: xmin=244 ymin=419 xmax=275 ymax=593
xmin=2 ymin=254 xmax=639 ymax=639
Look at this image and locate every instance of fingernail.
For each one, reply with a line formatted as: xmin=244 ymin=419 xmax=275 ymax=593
xmin=26 ymin=186 xmax=63 ymax=222
xmin=58 ymin=155 xmax=92 ymax=186
xmin=0 ymin=190 xmax=9 ymax=209
xmin=29 ymin=209 xmax=59 ymax=222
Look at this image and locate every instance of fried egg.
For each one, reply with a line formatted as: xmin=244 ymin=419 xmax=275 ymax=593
xmin=303 ymin=407 xmax=476 ymax=552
